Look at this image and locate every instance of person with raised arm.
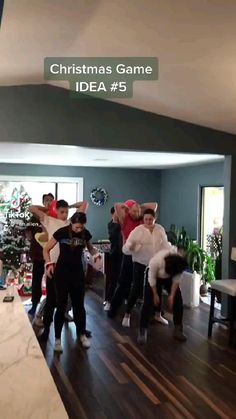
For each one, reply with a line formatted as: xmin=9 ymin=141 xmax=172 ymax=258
xmin=29 ymin=199 xmax=89 ymax=342
xmin=108 ymin=199 xmax=157 ymax=318
xmin=43 ymin=212 xmax=99 ymax=352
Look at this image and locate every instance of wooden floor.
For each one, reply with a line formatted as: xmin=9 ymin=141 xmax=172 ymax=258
xmin=40 ymin=291 xmax=236 ymax=419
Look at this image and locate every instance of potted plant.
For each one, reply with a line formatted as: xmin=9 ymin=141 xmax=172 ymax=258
xmin=186 ymin=241 xmax=207 ymax=295
xmin=177 ymin=227 xmax=190 ymax=256
xmin=166 ymin=224 xmax=179 ymax=246
xmin=167 ymin=225 xmax=190 ymax=251
xmin=202 ymin=254 xmax=215 ymax=294
xmin=186 ymin=240 xmax=216 ymax=295
xmin=186 ymin=241 xmax=205 ymax=274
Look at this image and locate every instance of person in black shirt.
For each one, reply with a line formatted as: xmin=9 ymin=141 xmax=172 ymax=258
xmin=104 ymin=207 xmax=122 ymax=311
xmin=43 ymin=212 xmax=99 ymax=352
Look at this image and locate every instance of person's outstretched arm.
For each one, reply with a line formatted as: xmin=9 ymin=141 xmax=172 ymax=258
xmin=123 ymin=227 xmax=142 ymax=253
xmin=69 ymin=201 xmax=89 ymax=213
xmin=114 ymin=203 xmax=128 ymax=227
xmin=86 ymin=240 xmax=98 ymax=256
xmin=43 ymin=237 xmax=57 ymax=278
xmin=141 ymin=202 xmax=158 ymax=212
xmin=29 ymin=205 xmax=47 ymax=221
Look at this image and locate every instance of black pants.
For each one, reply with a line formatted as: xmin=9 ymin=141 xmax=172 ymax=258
xmin=31 ymin=260 xmax=45 ymax=307
xmin=54 ymin=267 xmax=86 ymax=339
xmin=106 ymin=252 xmax=122 ymax=302
xmin=126 ymin=262 xmax=146 ymax=314
xmin=43 ymin=275 xmax=57 ymax=331
xmin=110 ymin=254 xmax=133 ymax=314
xmin=140 ymin=270 xmax=183 ymax=330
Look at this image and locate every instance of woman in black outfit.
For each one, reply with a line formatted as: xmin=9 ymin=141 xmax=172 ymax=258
xmin=104 ymin=207 xmax=123 ymax=310
xmin=43 ymin=212 xmax=99 ymax=353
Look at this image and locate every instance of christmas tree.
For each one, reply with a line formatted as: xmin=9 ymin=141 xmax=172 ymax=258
xmin=0 ymin=186 xmax=32 ymax=270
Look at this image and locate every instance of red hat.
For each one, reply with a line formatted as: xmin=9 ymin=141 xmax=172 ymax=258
xmin=125 ymin=199 xmax=137 ymax=208
xmin=48 ymin=200 xmax=58 ymax=218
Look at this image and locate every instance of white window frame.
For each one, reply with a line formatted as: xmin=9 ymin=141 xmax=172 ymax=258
xmin=0 ymin=176 xmax=84 ymax=201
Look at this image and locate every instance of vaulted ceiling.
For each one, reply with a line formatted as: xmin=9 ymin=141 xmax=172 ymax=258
xmin=1 ymin=0 xmax=236 ymax=134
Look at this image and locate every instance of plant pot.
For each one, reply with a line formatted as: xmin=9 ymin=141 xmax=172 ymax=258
xmin=200 ymin=282 xmax=208 ymax=296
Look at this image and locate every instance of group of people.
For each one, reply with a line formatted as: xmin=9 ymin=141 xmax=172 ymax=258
xmin=106 ymin=200 xmax=188 ymax=342
xmin=27 ymin=194 xmax=187 ymax=354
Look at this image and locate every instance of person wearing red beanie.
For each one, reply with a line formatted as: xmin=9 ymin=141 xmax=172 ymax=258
xmin=107 ymin=199 xmax=157 ymax=318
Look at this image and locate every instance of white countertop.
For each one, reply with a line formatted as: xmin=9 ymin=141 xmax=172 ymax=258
xmin=0 ymin=288 xmax=68 ymax=419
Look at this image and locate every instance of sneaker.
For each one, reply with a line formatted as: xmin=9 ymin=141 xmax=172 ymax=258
xmin=104 ymin=302 xmax=111 ymax=311
xmin=54 ymin=339 xmax=63 ymax=353
xmin=137 ymin=328 xmax=147 ymax=344
xmin=38 ymin=329 xmax=49 ymax=343
xmin=155 ymin=313 xmax=169 ymax=326
xmin=173 ymin=325 xmax=187 ymax=342
xmin=33 ymin=316 xmax=44 ymax=328
xmin=64 ymin=312 xmax=73 ymax=322
xmin=107 ymin=309 xmax=116 ymax=319
xmin=28 ymin=306 xmax=37 ymax=317
xmin=122 ymin=314 xmax=131 ymax=328
xmin=80 ymin=334 xmax=91 ymax=349
xmin=85 ymin=330 xmax=92 ymax=338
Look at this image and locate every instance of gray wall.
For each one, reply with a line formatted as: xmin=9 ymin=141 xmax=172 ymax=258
xmin=0 ymin=163 xmax=161 ymax=240
xmin=0 ymin=84 xmax=235 ymax=154
xmin=159 ymin=161 xmax=224 ymax=239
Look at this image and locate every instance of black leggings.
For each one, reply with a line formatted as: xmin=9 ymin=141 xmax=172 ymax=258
xmin=31 ymin=260 xmax=45 ymax=307
xmin=54 ymin=268 xmax=86 ymax=340
xmin=43 ymin=275 xmax=57 ymax=331
xmin=106 ymin=253 xmax=122 ymax=302
xmin=126 ymin=262 xmax=146 ymax=314
xmin=110 ymin=254 xmax=133 ymax=313
xmin=140 ymin=270 xmax=183 ymax=330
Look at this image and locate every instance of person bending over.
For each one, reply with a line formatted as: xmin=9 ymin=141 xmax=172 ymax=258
xmin=108 ymin=200 xmax=157 ymax=318
xmin=44 ymin=212 xmax=99 ymax=352
xmin=121 ymin=208 xmax=171 ymax=328
xmin=138 ymin=249 xmax=188 ymax=344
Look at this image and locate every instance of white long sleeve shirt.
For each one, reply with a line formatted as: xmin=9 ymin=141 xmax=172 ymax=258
xmin=122 ymin=224 xmax=171 ymax=266
xmin=148 ymin=248 xmax=182 ymax=287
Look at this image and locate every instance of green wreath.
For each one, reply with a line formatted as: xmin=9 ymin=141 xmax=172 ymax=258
xmin=90 ymin=187 xmax=108 ymax=206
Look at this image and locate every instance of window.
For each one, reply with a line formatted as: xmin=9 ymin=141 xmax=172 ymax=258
xmin=0 ymin=176 xmax=83 ymax=226
xmin=200 ymin=186 xmax=224 ymax=251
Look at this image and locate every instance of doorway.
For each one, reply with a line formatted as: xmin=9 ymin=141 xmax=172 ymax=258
xmin=200 ymin=186 xmax=224 ymax=252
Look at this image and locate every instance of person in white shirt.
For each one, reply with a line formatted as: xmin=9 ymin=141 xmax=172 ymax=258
xmin=138 ymin=248 xmax=188 ymax=344
xmin=122 ymin=209 xmax=172 ymax=328
xmin=29 ymin=199 xmax=88 ymax=342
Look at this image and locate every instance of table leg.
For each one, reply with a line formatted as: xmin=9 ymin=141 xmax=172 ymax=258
xmin=208 ymin=289 xmax=216 ymax=338
xmin=228 ymin=296 xmax=236 ymax=346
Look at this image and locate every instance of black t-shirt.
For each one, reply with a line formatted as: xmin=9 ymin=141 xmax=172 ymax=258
xmin=53 ymin=225 xmax=92 ymax=268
